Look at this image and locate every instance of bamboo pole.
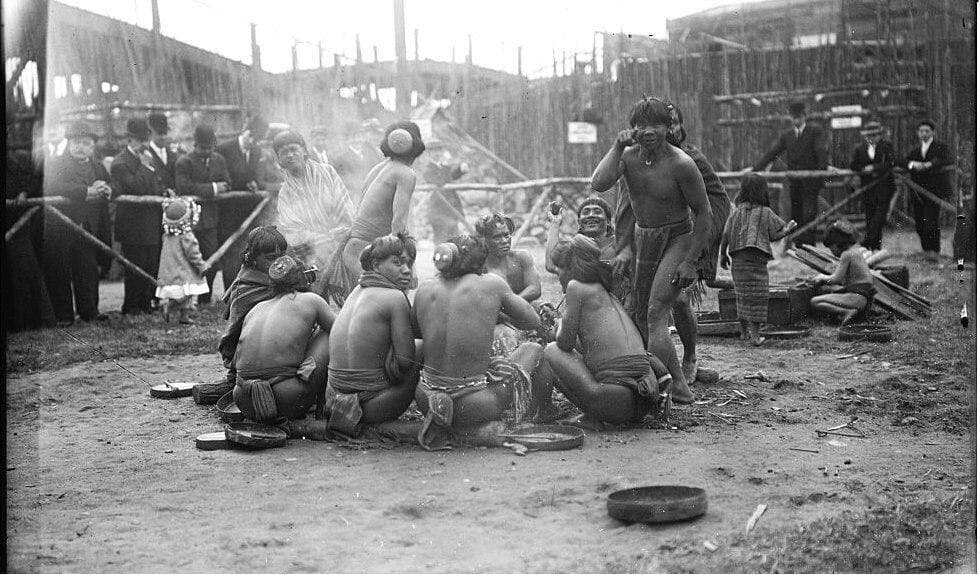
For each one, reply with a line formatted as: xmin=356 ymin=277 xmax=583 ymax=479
xmin=6 ymin=191 xmax=270 ymax=207
xmin=4 ymin=206 xmax=40 ymax=242
xmin=202 ymin=196 xmax=271 ymax=270
xmin=895 ymin=172 xmax=958 ymax=215
xmin=783 ymin=173 xmax=889 ymax=244
xmin=44 ymin=204 xmax=157 ymax=286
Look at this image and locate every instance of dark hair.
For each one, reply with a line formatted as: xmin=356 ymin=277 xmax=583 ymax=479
xmin=241 ymin=226 xmax=288 ymax=268
xmin=359 ymin=232 xmax=417 ymax=271
xmin=735 ymin=173 xmax=770 ymax=207
xmin=551 ymin=235 xmax=612 ymax=291
xmin=273 ymin=130 xmax=307 ymax=155
xmin=269 ymin=255 xmax=310 ymax=295
xmin=475 ymin=212 xmax=515 ymax=239
xmin=789 ymin=101 xmax=807 ymax=117
xmin=629 ymin=96 xmax=673 ymax=128
xmin=437 ymin=235 xmax=488 ymax=279
xmin=824 ymin=220 xmax=858 ymax=250
xmin=380 ymin=121 xmax=426 ymax=162
xmin=576 ymin=196 xmax=612 ymax=220
xmin=917 ymin=119 xmax=936 ymax=131
xmin=666 ymin=101 xmax=687 ymax=146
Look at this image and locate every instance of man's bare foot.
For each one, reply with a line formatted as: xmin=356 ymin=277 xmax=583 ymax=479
xmin=751 ymin=336 xmax=766 ymax=347
xmin=671 ymin=381 xmax=696 ymax=404
xmin=562 ymin=413 xmax=609 ymax=431
xmin=681 ymin=357 xmax=699 ymax=385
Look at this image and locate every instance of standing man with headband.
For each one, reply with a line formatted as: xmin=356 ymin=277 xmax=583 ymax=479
xmin=591 ymin=97 xmax=712 ymax=404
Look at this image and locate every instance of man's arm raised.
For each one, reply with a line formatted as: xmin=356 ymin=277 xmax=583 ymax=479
xmin=673 ymin=157 xmax=712 ymax=287
xmin=390 ymin=167 xmax=417 ymax=234
xmin=591 ymin=130 xmax=632 ymax=192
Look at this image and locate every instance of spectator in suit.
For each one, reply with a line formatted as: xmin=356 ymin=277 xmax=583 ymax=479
xmin=111 ymin=118 xmax=165 ymax=315
xmin=751 ymin=101 xmax=828 ymax=246
xmin=216 ymin=115 xmax=268 ymax=291
xmin=905 ymin=119 xmax=954 ymax=260
xmin=849 ymin=121 xmax=896 ymax=252
xmin=42 ymin=121 xmax=112 ymax=326
xmin=146 ymin=113 xmax=180 ymax=190
xmin=175 ymin=124 xmax=230 ymax=303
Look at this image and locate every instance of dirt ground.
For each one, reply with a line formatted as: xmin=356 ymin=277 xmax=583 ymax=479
xmin=5 ymin=230 xmax=977 ymax=572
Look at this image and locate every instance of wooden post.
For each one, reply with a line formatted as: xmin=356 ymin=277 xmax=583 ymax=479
xmin=291 ymin=43 xmax=299 ymax=72
xmin=373 ymin=45 xmax=379 ymax=63
xmin=393 ymin=0 xmax=410 ymax=113
xmin=414 ymin=28 xmax=419 ymax=61
xmin=151 ymin=0 xmax=161 ymax=33
xmin=355 ymin=34 xmax=363 ymax=64
xmin=517 ymin=46 xmax=523 ymax=77
xmin=318 ymin=42 xmax=324 ymax=69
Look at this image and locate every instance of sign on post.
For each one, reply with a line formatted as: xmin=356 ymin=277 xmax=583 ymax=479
xmin=567 ymin=122 xmax=597 ymax=144
xmin=830 ymin=105 xmax=863 ymax=130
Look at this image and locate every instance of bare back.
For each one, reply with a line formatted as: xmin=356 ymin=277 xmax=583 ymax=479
xmin=352 ymin=160 xmax=417 ymax=234
xmin=558 ymin=280 xmax=645 ymax=370
xmin=414 ymin=273 xmax=538 ymax=377
xmin=236 ymin=292 xmax=333 ymax=372
xmin=329 ymin=286 xmax=413 ymax=370
xmin=621 ymin=144 xmax=702 ymax=228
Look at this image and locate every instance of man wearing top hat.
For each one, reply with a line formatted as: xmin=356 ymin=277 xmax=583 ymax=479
xmin=175 ymin=124 xmax=231 ymax=303
xmin=849 ymin=121 xmax=896 ymax=252
xmin=110 ymin=118 xmax=167 ymax=315
xmin=42 ymin=120 xmax=113 ymax=326
xmin=216 ymin=115 xmax=269 ymax=290
xmin=751 ymin=101 xmax=828 ymax=246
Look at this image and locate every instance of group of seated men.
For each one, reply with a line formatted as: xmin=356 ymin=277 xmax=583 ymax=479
xmin=224 ymin=198 xmax=671 ymax=450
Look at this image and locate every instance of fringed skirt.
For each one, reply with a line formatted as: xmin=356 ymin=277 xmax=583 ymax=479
xmin=730 ymin=248 xmax=771 ymax=323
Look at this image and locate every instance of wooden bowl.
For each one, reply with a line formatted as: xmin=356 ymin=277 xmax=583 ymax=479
xmin=761 ymin=325 xmax=812 ymax=339
xmin=195 ymin=431 xmax=230 ymax=451
xmin=607 ymin=485 xmax=708 ymax=524
xmin=838 ymin=323 xmax=893 ymax=342
xmin=224 ymin=422 xmax=287 ymax=450
xmin=149 ymin=381 xmax=197 ymax=399
xmin=499 ymin=424 xmax=585 ymax=451
xmin=216 ymin=391 xmax=244 ymax=423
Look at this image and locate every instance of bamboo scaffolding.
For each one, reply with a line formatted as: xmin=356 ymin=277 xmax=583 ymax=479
xmin=4 ymin=206 xmax=40 ymax=242
xmin=202 ymin=196 xmax=271 ymax=271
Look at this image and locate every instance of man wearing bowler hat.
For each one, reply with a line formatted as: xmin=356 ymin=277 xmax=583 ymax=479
xmin=42 ymin=120 xmax=112 ymax=326
xmin=146 ymin=113 xmax=180 ymax=190
xmin=849 ymin=121 xmax=896 ymax=252
xmin=111 ymin=118 xmax=166 ymax=314
xmin=751 ymin=101 xmax=828 ymax=246
xmin=175 ymin=124 xmax=230 ymax=302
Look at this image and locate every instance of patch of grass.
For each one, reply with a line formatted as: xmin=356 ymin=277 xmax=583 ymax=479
xmin=658 ymin=495 xmax=975 ymax=573
xmin=6 ymin=305 xmax=226 ymax=374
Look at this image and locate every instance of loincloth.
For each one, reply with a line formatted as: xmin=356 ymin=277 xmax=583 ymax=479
xmin=590 ymin=354 xmax=661 ymax=422
xmin=842 ymin=282 xmax=877 ymax=312
xmin=632 ymin=219 xmax=693 ymax=328
xmin=416 ymin=357 xmax=531 ymax=451
xmin=233 ymin=356 xmax=316 ymax=424
xmin=323 ymin=357 xmax=401 ymax=436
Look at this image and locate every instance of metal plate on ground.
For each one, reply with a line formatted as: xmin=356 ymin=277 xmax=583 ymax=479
xmin=607 ymin=485 xmax=708 ymax=524
xmin=224 ymin=422 xmax=287 ymax=450
xmin=149 ymin=381 xmax=198 ymax=399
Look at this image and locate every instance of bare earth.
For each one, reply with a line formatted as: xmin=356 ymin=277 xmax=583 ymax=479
xmin=5 ymin=234 xmax=977 ymax=572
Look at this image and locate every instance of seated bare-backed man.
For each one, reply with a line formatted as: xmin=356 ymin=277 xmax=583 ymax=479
xmin=233 ymin=255 xmax=334 ymax=424
xmin=534 ymin=235 xmax=671 ymax=425
xmin=591 ymin=97 xmax=711 ymax=405
xmin=329 ymin=122 xmax=425 ymax=304
xmin=412 ymin=235 xmax=545 ymax=450
xmin=475 ymin=212 xmax=543 ymax=354
xmin=322 ymin=233 xmax=420 ymax=435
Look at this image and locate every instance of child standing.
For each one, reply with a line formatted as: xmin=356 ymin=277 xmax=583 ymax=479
xmin=809 ymin=220 xmax=877 ymax=325
xmin=156 ymin=198 xmax=209 ymax=324
xmin=719 ymin=173 xmax=797 ymax=345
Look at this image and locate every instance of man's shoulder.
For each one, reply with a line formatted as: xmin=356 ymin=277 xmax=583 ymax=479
xmin=111 ymin=149 xmax=137 ymax=168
